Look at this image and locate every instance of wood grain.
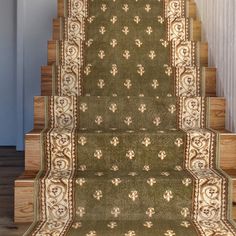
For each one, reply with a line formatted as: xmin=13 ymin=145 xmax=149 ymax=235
xmin=41 ymin=66 xmax=54 ymax=96
xmin=208 ymin=97 xmax=226 ymax=130
xmin=220 ymin=134 xmax=236 ymax=170
xmin=192 ymin=19 xmax=202 ymax=42
xmin=204 ymin=67 xmax=216 ymax=97
xmin=47 ymin=40 xmax=58 ymax=65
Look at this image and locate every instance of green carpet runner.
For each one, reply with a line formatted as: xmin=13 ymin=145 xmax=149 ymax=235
xmin=24 ymin=0 xmax=236 ymax=235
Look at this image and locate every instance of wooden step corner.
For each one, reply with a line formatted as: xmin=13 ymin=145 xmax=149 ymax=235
xmin=191 ymin=19 xmax=202 ymax=42
xmin=199 ymin=42 xmax=208 ymax=67
xmin=25 ymin=130 xmax=42 ymax=171
xmin=48 ymin=40 xmax=58 ymax=65
xmin=14 ymin=171 xmax=36 ymax=223
xmin=203 ymin=67 xmax=216 ymax=97
xmin=208 ymin=97 xmax=226 ymax=130
xmin=41 ymin=65 xmax=54 ymax=96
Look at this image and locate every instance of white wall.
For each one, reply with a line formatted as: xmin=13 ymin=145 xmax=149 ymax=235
xmin=195 ymin=0 xmax=236 ymax=132
xmin=18 ymin=0 xmax=57 ymax=150
xmin=0 ymin=0 xmax=16 ymax=145
xmin=0 ymin=0 xmax=56 ymax=149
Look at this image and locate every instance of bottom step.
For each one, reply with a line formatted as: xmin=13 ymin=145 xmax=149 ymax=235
xmin=14 ymin=170 xmax=236 ymax=223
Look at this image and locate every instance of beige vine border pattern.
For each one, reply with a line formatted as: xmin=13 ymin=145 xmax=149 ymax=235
xmin=57 ymin=0 xmax=88 ymax=96
xmin=31 ymin=96 xmax=78 ymax=236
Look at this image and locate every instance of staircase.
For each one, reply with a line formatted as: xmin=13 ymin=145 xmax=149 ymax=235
xmin=15 ymin=0 xmax=236 ymax=235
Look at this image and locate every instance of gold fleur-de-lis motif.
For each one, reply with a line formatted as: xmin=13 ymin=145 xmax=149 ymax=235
xmin=98 ymin=50 xmax=105 ymax=59
xmin=143 ymin=221 xmax=153 ymax=228
xmin=147 ymin=178 xmax=157 ymax=186
xmin=80 ymin=103 xmax=88 ymax=112
xmin=110 ymin=64 xmax=118 ymax=76
xmin=123 ymin=50 xmax=130 ymax=59
xmin=93 ymin=190 xmax=103 ymax=200
xmin=84 ymin=64 xmax=92 ymax=75
xmin=87 ymin=16 xmax=95 ymax=23
xmin=76 ymin=178 xmax=86 ymax=186
xmin=79 ymin=165 xmax=87 ymax=171
xmin=110 ymin=39 xmax=118 ymax=48
xmin=110 ymin=137 xmax=119 ymax=146
xmin=86 ymin=39 xmax=93 ymax=47
xmin=109 ymin=103 xmax=118 ymax=113
xmin=153 ymin=116 xmax=161 ymax=126
xmin=128 ymin=172 xmax=138 ymax=176
xmin=122 ymin=26 xmax=129 ymax=35
xmin=86 ymin=231 xmax=96 ymax=236
xmin=135 ymin=39 xmax=143 ymax=47
xmin=158 ymin=150 xmax=167 ymax=160
xmin=175 ymin=138 xmax=183 ymax=147
xmin=110 ymin=16 xmax=117 ymax=24
xmin=72 ymin=222 xmax=82 ymax=229
xmin=181 ymin=208 xmax=190 ymax=218
xmin=125 ymin=231 xmax=136 ymax=236
xmin=78 ymin=136 xmax=87 ymax=146
xmin=158 ymin=16 xmax=164 ymax=24
xmin=107 ymin=221 xmax=117 ymax=229
xmin=165 ymin=230 xmax=176 ymax=236
xmin=148 ymin=50 xmax=156 ymax=59
xmin=76 ymin=207 xmax=85 ymax=217
xmin=143 ymin=165 xmax=151 ymax=171
xmin=128 ymin=190 xmax=138 ymax=201
xmin=146 ymin=207 xmax=155 ymax=217
xmin=101 ymin=4 xmax=107 ymax=12
xmin=110 ymin=165 xmax=119 ymax=171
xmin=126 ymin=150 xmax=135 ymax=160
xmin=163 ymin=190 xmax=174 ymax=202
xmin=111 ymin=207 xmax=120 ymax=217
xmin=160 ymin=39 xmax=169 ymax=48
xmin=134 ymin=16 xmax=141 ymax=24
xmin=138 ymin=104 xmax=146 ymax=113
xmin=137 ymin=64 xmax=145 ymax=76
xmin=164 ymin=64 xmax=173 ymax=76
xmin=94 ymin=150 xmax=103 ymax=159
xmin=146 ymin=26 xmax=153 ymax=35
xmin=97 ymin=79 xmax=105 ymax=89
xmin=182 ymin=178 xmax=192 ymax=186
xmin=111 ymin=178 xmax=122 ymax=186
xmin=124 ymin=79 xmax=132 ymax=89
xmin=95 ymin=116 xmax=103 ymax=125
xmin=151 ymin=80 xmax=159 ymax=89
xmin=95 ymin=172 xmax=104 ymax=176
xmin=124 ymin=117 xmax=132 ymax=126
xmin=99 ymin=26 xmax=106 ymax=35
xmin=181 ymin=221 xmax=190 ymax=228
xmin=175 ymin=165 xmax=183 ymax=171
xmin=161 ymin=172 xmax=170 ymax=176
xmin=145 ymin=4 xmax=151 ymax=12
xmin=122 ymin=4 xmax=129 ymax=12
xmin=168 ymin=104 xmax=176 ymax=114
xmin=142 ymin=137 xmax=151 ymax=147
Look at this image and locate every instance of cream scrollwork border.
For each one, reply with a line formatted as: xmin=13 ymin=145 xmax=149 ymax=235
xmin=185 ymin=129 xmax=236 ymax=236
xmin=178 ymin=97 xmax=205 ymax=130
xmin=164 ymin=0 xmax=186 ymax=19
xmin=32 ymin=96 xmax=78 ymax=236
xmin=175 ymin=66 xmax=201 ymax=97
xmin=57 ymin=0 xmax=88 ymax=96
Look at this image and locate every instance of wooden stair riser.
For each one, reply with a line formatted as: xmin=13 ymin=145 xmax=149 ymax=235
xmin=14 ymin=176 xmax=236 ymax=223
xmin=23 ymin=97 xmax=226 ymax=172
xmin=219 ymin=134 xmax=236 ymax=170
xmin=47 ymin=40 xmax=208 ymax=66
xmin=41 ymin=66 xmax=216 ymax=97
xmin=57 ymin=0 xmax=197 ymax=19
xmin=52 ymin=17 xmax=202 ymax=42
xmin=33 ymin=96 xmax=226 ymax=130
